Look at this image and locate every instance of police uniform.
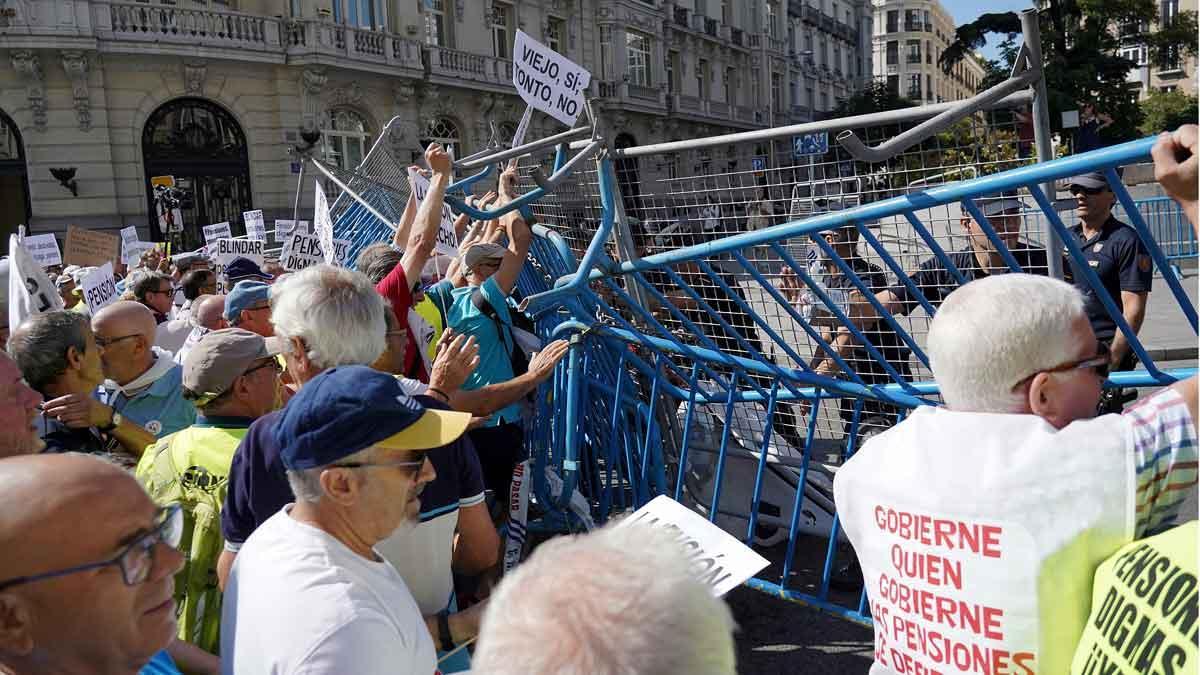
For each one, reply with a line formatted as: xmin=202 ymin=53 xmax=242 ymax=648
xmin=1066 ymin=215 xmax=1153 ymax=368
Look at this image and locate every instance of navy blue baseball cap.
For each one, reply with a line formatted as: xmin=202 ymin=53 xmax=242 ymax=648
xmin=276 ymin=365 xmax=472 ymax=470
xmin=224 ymin=256 xmax=273 ymax=282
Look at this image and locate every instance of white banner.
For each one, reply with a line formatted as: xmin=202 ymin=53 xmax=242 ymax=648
xmin=213 ymin=237 xmax=265 ymax=265
xmin=512 ymin=30 xmax=591 ymax=127
xmin=274 ymin=219 xmax=296 ymax=243
xmin=407 ymin=168 xmax=458 ymax=258
xmin=8 ymin=235 xmax=65 ymax=331
xmin=203 ymin=222 xmax=232 ymax=245
xmin=313 ymin=180 xmax=336 ymax=265
xmin=123 ymin=241 xmax=156 ymax=268
xmin=243 ymin=209 xmax=266 ymax=242
xmin=81 ymin=262 xmax=118 ymax=314
xmin=507 ymin=105 xmax=534 ymax=171
xmin=617 ymin=495 xmax=769 ymax=597
xmin=24 ymin=234 xmax=62 ymax=268
xmin=503 ymin=459 xmax=532 ymax=573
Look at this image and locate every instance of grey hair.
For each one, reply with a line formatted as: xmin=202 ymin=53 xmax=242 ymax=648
xmin=928 ymin=273 xmax=1086 ymax=412
xmin=285 ymin=447 xmax=374 ymax=503
xmin=269 ymin=264 xmax=386 ymax=370
xmin=473 ymin=522 xmax=738 ymax=675
xmin=7 ymin=311 xmax=90 ymax=394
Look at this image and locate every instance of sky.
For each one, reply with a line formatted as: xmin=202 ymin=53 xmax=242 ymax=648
xmin=944 ymin=0 xmax=1038 ymax=62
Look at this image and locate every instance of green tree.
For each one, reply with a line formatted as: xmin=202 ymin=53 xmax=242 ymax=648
xmin=1139 ymin=89 xmax=1200 ymax=134
xmin=938 ymin=2 xmax=1198 ymax=144
xmin=831 ymin=80 xmax=917 ymax=117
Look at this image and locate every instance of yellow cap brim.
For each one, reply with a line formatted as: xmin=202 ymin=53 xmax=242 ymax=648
xmin=374 ymin=409 xmax=473 ymax=451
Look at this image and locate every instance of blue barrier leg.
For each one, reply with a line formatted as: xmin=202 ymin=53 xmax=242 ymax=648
xmin=819 ymin=398 xmax=864 ymax=600
xmin=673 ymin=363 xmax=702 ymax=502
xmin=745 ymin=381 xmax=781 ymax=545
xmin=708 ymin=373 xmax=740 ymax=524
xmin=781 ymin=394 xmax=824 ymax=584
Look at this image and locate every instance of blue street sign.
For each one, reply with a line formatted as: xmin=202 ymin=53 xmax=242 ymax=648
xmin=793 ymin=132 xmax=829 ymax=158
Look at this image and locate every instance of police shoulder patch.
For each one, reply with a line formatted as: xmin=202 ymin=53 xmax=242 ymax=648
xmin=1137 ymin=255 xmax=1151 ymax=273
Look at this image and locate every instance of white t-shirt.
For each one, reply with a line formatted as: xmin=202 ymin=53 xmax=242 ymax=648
xmin=220 ymin=507 xmax=438 ymax=675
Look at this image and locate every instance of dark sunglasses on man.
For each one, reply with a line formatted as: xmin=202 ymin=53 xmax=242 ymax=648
xmin=1069 ymin=184 xmax=1109 ymax=196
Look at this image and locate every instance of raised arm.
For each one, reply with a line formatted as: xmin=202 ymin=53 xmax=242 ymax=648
xmin=399 ymin=144 xmax=453 ymax=285
xmin=490 ymin=167 xmax=532 ymax=296
xmin=390 ymin=179 xmax=420 ymax=250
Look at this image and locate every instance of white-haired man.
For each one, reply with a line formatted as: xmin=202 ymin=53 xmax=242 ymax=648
xmin=220 ymin=366 xmax=472 ymax=673
xmin=834 ymin=272 xmax=1197 ymax=674
xmin=473 ymin=522 xmax=739 ymax=675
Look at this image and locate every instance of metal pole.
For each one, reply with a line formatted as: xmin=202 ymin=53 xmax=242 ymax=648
xmin=1022 ymin=8 xmax=1064 ymax=280
xmin=292 ymin=160 xmax=305 ymax=223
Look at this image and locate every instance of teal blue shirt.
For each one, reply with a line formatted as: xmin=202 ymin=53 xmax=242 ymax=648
xmin=431 ymin=277 xmax=520 ymax=425
xmin=98 ymin=362 xmax=196 ymax=439
xmin=139 ymin=650 xmax=181 ymax=675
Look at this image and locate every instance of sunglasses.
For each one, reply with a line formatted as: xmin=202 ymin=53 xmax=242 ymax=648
xmin=243 ymin=359 xmax=283 ymax=377
xmin=1012 ymin=342 xmax=1110 ymax=390
xmin=1069 ymin=185 xmax=1108 ymax=196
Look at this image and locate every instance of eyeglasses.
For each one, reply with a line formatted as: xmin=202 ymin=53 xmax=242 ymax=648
xmin=243 ymin=359 xmax=283 ymax=377
xmin=1012 ymin=343 xmax=1110 ymax=390
xmin=0 ymin=503 xmax=183 ymax=591
xmin=331 ymin=457 xmax=427 ymax=473
xmin=95 ymin=333 xmax=141 ymax=348
xmin=1069 ymin=185 xmax=1108 ymax=196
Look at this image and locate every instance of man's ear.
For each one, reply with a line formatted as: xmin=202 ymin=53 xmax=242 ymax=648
xmin=65 ymin=345 xmax=84 ymax=371
xmin=1028 ymin=372 xmax=1068 ymax=429
xmin=0 ymin=593 xmax=35 ymax=656
xmin=318 ymin=468 xmax=361 ymax=507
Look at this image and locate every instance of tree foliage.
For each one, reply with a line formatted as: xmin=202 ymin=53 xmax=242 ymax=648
xmin=831 ymin=81 xmax=916 ymax=117
xmin=938 ymin=1 xmax=1198 ymax=143
xmin=1139 ymin=89 xmax=1200 ymax=134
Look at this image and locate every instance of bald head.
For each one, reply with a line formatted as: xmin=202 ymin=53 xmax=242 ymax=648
xmin=92 ymin=301 xmax=158 ymax=386
xmin=195 ymin=294 xmax=228 ymax=331
xmin=0 ymin=454 xmax=184 ymax=673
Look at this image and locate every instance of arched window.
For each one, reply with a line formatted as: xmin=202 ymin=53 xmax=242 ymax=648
xmin=322 ymin=109 xmax=373 ymax=171
xmin=0 ymin=109 xmax=30 ymax=242
xmin=420 ymin=117 xmax=462 ymax=158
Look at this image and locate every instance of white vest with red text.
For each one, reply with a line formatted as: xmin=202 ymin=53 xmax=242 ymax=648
xmin=834 ymin=405 xmax=1134 ymax=675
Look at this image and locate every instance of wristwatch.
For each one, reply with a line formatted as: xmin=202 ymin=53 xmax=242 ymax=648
xmin=99 ymin=410 xmax=122 ymax=433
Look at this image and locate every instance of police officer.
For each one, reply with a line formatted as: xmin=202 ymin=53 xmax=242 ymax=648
xmin=1064 ymin=171 xmax=1152 ymax=412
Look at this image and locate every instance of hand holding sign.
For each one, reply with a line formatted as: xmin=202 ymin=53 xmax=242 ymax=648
xmin=512 ymin=30 xmax=591 ymax=127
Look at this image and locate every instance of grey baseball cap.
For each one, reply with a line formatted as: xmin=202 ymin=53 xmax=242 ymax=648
xmin=183 ymin=328 xmax=282 ymax=404
xmin=460 ymin=242 xmax=507 ymax=271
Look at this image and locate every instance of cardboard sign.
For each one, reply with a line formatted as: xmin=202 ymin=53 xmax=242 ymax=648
xmin=63 ymin=226 xmax=121 ymax=268
xmin=8 ymin=235 xmax=65 ymax=331
xmin=203 ymin=222 xmax=232 ymax=245
xmin=512 ymin=30 xmax=591 ymax=126
xmin=274 ymin=219 xmax=297 ymax=243
xmin=243 ymin=209 xmax=266 ymax=242
xmin=313 ymin=180 xmax=336 ymax=265
xmin=296 ymin=220 xmax=310 ymax=235
xmin=24 ymin=234 xmax=62 ymax=268
xmin=279 ymin=232 xmax=325 ymax=272
xmin=507 ymin=105 xmax=534 ymax=170
xmin=81 ymin=262 xmax=118 ymax=313
xmin=617 ymin=495 xmax=769 ymax=597
xmin=407 ymin=168 xmax=459 ymax=258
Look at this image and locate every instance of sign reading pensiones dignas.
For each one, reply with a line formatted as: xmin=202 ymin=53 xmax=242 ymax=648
xmin=279 ymin=233 xmax=351 ymax=272
xmin=512 ymin=30 xmax=591 ymax=127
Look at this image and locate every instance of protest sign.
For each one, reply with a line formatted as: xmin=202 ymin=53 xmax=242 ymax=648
xmin=313 ymin=180 xmax=336 ymax=265
xmin=330 ymin=238 xmax=351 ymax=267
xmin=279 ymin=232 xmax=324 ymax=272
xmin=243 ymin=209 xmax=266 ymax=241
xmin=507 ymin=105 xmax=534 ymax=170
xmin=119 ymin=226 xmax=139 ymax=250
xmin=8 ymin=235 xmax=64 ymax=331
xmin=617 ymin=495 xmax=768 ymax=597
xmin=63 ymin=226 xmax=120 ymax=268
xmin=123 ymin=241 xmax=156 ymax=267
xmin=213 ymin=237 xmax=265 ymax=265
xmin=274 ymin=219 xmax=297 ymax=243
xmin=407 ymin=168 xmax=459 ymax=258
xmin=512 ymin=30 xmax=591 ymax=126
xmin=24 ymin=234 xmax=62 ymax=268
xmin=202 ymin=222 xmax=232 ymax=245
xmin=81 ymin=262 xmax=118 ymax=314
xmin=296 ymin=220 xmax=310 ymax=235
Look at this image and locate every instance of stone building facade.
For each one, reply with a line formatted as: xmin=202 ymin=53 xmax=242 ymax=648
xmin=0 ymin=0 xmax=870 ymax=244
xmin=870 ymin=0 xmax=986 ymax=105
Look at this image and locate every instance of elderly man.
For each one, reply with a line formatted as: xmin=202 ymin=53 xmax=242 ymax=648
xmin=93 ymin=301 xmax=196 ymax=438
xmin=176 ymin=270 xmax=218 ymax=321
xmin=0 ymin=349 xmax=45 ymax=458
xmin=220 ymin=366 xmax=472 ymax=673
xmin=132 ymin=272 xmax=175 ymax=325
xmin=0 ymin=453 xmax=187 ymax=674
xmin=174 ymin=295 xmax=225 ymax=365
xmin=10 ymin=311 xmax=155 ymax=460
xmin=473 ymin=523 xmax=738 ymax=675
xmin=224 ymin=280 xmax=273 ymax=337
xmin=834 ymin=274 xmax=1197 ymax=674
xmin=1064 ymin=171 xmax=1152 ymax=411
xmin=137 ymin=328 xmax=281 ymax=655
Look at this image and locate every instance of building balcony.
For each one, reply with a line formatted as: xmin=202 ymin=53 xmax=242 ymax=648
xmin=704 ymin=17 xmax=719 ymax=37
xmin=906 ymin=54 xmax=922 ymax=64
xmin=94 ymin=1 xmax=284 ymax=61
xmin=736 ymin=105 xmax=756 ymax=123
xmin=708 ymin=100 xmax=730 ymax=117
xmin=426 ymin=44 xmax=511 ymax=87
xmin=730 ymin=27 xmax=744 ymax=46
xmin=628 ymin=82 xmax=660 ymax=102
xmin=285 ymin=20 xmax=423 ymax=73
xmin=820 ymin=14 xmax=836 ymax=32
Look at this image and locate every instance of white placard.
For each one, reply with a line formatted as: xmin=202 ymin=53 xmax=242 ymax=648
xmin=617 ymin=495 xmax=769 ymax=597
xmin=81 ymin=262 xmax=118 ymax=314
xmin=8 ymin=235 xmax=65 ymax=331
xmin=512 ymin=30 xmax=591 ymax=127
xmin=119 ymin=226 xmax=140 ymax=249
xmin=313 ymin=180 xmax=336 ymax=265
xmin=407 ymin=168 xmax=459 ymax=258
xmin=274 ymin=219 xmax=297 ymax=243
xmin=24 ymin=234 xmax=62 ymax=268
xmin=203 ymin=222 xmax=232 ymax=244
xmin=123 ymin=241 xmax=156 ymax=268
xmin=507 ymin=105 xmax=534 ymax=171
xmin=279 ymin=232 xmax=325 ymax=272
xmin=213 ymin=237 xmax=265 ymax=265
xmin=330 ymin=238 xmax=351 ymax=267
xmin=504 ymin=459 xmax=532 ymax=572
xmin=296 ymin=220 xmax=310 ymax=235
xmin=243 ymin=209 xmax=266 ymax=242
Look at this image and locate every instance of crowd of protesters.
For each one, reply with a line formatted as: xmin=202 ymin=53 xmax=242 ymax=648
xmin=0 ymin=121 xmax=1195 ymax=675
